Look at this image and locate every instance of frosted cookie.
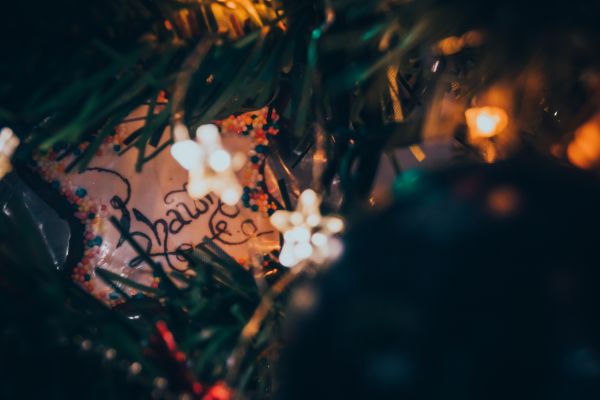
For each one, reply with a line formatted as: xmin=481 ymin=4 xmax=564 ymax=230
xmin=34 ymin=106 xmax=282 ymax=305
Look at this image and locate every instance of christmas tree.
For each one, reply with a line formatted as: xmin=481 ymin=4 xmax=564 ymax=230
xmin=2 ymin=0 xmax=600 ymax=398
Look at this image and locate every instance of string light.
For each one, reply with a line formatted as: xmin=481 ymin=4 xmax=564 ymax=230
xmin=465 ymin=107 xmax=508 ymax=138
xmin=270 ymin=189 xmax=345 ymax=267
xmin=465 ymin=106 xmax=509 ymax=139
xmin=0 ymin=127 xmax=19 ymax=180
xmin=171 ymin=123 xmax=244 ymax=205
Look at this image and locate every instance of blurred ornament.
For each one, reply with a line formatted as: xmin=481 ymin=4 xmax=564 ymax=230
xmin=171 ymin=123 xmax=245 ymax=206
xmin=0 ymin=127 xmax=19 ymax=180
xmin=567 ymin=114 xmax=600 ymax=170
xmin=270 ymin=189 xmax=344 ymax=267
xmin=465 ymin=106 xmax=509 ymax=139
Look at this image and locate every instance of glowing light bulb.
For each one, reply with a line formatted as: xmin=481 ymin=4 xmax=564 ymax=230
xmin=477 ymin=114 xmax=498 ymax=135
xmin=465 ymin=106 xmax=508 ymax=139
xmin=196 ymin=124 xmax=220 ymax=144
xmin=172 ymin=122 xmax=246 ymax=206
xmin=209 ymin=149 xmax=232 ymax=172
xmin=269 ymin=188 xmax=346 ymax=267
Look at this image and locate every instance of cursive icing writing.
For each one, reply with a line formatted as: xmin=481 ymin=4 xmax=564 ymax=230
xmin=85 ymin=168 xmax=272 ymax=271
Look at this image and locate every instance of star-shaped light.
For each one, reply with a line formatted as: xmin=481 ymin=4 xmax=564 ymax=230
xmin=0 ymin=127 xmax=19 ymax=181
xmin=270 ymin=189 xmax=344 ymax=267
xmin=171 ymin=123 xmax=245 ymax=205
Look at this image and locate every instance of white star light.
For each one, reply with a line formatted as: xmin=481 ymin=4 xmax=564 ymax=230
xmin=170 ymin=123 xmax=245 ymax=206
xmin=270 ymin=189 xmax=344 ymax=267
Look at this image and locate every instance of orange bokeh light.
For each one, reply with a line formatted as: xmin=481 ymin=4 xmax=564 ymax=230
xmin=465 ymin=106 xmax=509 ymax=139
xmin=567 ymin=115 xmax=600 ymax=169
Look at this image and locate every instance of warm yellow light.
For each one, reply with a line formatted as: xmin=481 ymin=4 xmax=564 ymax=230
xmin=568 ymin=115 xmax=600 ymax=169
xmin=476 ymin=114 xmax=498 ymax=135
xmin=208 ymin=149 xmax=232 ymax=172
xmin=465 ymin=106 xmax=509 ymax=139
xmin=436 ymin=36 xmax=463 ymax=56
xmin=436 ymin=31 xmax=484 ymax=56
xmin=409 ymin=145 xmax=426 ymax=162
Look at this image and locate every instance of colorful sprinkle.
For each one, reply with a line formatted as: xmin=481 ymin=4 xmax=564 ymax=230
xmin=75 ymin=187 xmax=87 ymax=198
